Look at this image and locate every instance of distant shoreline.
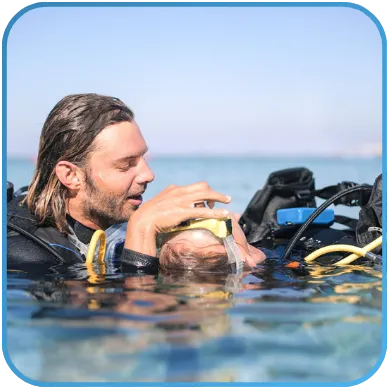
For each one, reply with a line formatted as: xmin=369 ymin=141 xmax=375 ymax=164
xmin=6 ymin=154 xmax=383 ymax=162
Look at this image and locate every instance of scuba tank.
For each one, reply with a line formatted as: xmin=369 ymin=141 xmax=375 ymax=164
xmin=0 ymin=181 xmax=14 ymax=203
xmin=7 ymin=181 xmax=14 ymax=203
xmin=239 ymin=168 xmax=381 ymax=262
xmin=239 ymin=167 xmax=316 ymax=245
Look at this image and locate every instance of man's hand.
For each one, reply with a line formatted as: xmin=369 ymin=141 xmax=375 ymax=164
xmin=124 ymin=182 xmax=231 ymax=256
xmin=229 ymin=213 xmax=266 ymax=267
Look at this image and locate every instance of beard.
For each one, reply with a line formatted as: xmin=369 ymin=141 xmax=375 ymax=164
xmin=81 ymin=173 xmax=145 ymax=229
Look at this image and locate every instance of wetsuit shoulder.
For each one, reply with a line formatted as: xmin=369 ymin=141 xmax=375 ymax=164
xmin=7 ymin=233 xmax=63 ymax=272
xmin=7 ymin=196 xmax=84 ymax=270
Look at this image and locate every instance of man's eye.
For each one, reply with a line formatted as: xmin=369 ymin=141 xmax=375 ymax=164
xmin=115 ymin=156 xmax=139 ymax=171
xmin=117 ymin=161 xmax=137 ymax=171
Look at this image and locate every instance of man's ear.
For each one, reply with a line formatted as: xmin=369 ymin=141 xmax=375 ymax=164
xmin=55 ymin=161 xmax=83 ymax=190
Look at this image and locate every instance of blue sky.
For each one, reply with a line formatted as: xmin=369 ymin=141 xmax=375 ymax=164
xmin=6 ymin=5 xmax=383 ymax=157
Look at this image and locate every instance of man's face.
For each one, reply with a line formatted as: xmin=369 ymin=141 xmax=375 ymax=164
xmin=79 ymin=120 xmax=155 ymax=227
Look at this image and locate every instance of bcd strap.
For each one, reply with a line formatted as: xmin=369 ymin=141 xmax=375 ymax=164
xmin=334 ymin=215 xmax=359 ymax=230
xmin=314 ymin=181 xmax=372 ymax=207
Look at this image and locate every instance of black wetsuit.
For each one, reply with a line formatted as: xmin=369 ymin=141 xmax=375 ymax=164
xmin=7 ymin=196 xmax=158 ymax=275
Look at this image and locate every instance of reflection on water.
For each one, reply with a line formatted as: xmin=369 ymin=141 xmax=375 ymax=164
xmin=7 ymin=258 xmax=382 ymax=383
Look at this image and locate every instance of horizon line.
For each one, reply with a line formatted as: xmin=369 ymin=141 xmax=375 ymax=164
xmin=6 ymin=153 xmax=383 ymax=160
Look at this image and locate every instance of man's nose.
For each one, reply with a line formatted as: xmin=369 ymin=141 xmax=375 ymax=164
xmin=136 ymin=157 xmax=155 ymax=184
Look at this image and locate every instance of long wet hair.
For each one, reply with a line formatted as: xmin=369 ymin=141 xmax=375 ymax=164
xmin=26 ymin=93 xmax=134 ymax=234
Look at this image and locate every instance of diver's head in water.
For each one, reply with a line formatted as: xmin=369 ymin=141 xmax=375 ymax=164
xmin=158 ymin=229 xmax=232 ymax=272
xmin=26 ymin=94 xmax=155 ymax=232
xmin=158 ymin=213 xmax=266 ymax=271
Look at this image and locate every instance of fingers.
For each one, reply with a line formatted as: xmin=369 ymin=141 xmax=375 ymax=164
xmin=188 ymin=191 xmax=231 ymax=205
xmin=158 ymin=182 xmax=231 ymax=207
xmin=181 ymin=182 xmax=232 ymax=205
xmin=183 ymin=207 xmax=230 ymax=221
xmin=161 ymin=182 xmax=202 ymax=195
xmin=195 ymin=201 xmax=215 ymax=209
xmin=180 ymin=181 xmax=212 ymax=194
xmin=248 ymin=246 xmax=266 ymax=264
xmin=239 ymin=252 xmax=260 ymax=268
xmin=236 ymin=242 xmax=265 ymax=267
xmin=229 ymin=214 xmax=249 ymax=249
xmin=245 ymin=255 xmax=257 ymax=267
xmin=206 ymin=200 xmax=215 ymax=209
xmin=161 ymin=184 xmax=179 ymax=194
xmin=235 ymin=243 xmax=253 ymax=266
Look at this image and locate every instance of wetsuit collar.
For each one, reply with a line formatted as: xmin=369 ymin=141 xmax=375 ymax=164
xmin=66 ymin=215 xmax=97 ymax=245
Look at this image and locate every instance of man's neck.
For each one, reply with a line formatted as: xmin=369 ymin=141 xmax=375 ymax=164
xmin=67 ymin=201 xmax=103 ymax=230
xmin=68 ymin=213 xmax=100 ymax=230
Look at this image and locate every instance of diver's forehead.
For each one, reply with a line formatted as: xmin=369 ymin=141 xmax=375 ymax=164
xmin=170 ymin=229 xmax=221 ymax=245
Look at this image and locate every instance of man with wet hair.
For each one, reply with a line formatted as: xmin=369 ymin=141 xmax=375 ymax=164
xmin=7 ymin=93 xmax=265 ymax=273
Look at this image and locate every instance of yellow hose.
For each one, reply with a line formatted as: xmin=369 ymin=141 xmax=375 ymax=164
xmin=335 ymin=236 xmax=383 ymax=266
xmin=305 ymin=245 xmax=368 ymax=263
xmin=86 ymin=230 xmax=106 ymax=265
xmin=304 ymin=236 xmax=382 ymax=265
xmin=85 ymin=230 xmax=107 ymax=284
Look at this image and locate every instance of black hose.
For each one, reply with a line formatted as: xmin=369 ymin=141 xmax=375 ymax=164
xmin=7 ymin=223 xmax=66 ymax=264
xmin=282 ymin=184 xmax=372 ymax=260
